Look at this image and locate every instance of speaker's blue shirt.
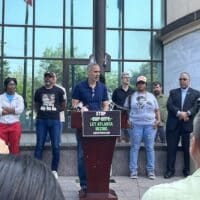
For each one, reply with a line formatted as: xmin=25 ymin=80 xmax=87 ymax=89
xmin=72 ymin=80 xmax=108 ymax=111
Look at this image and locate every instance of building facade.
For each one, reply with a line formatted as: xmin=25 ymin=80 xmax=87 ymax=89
xmin=162 ymin=0 xmax=200 ymax=94
xmin=0 ymin=0 xmax=165 ymax=132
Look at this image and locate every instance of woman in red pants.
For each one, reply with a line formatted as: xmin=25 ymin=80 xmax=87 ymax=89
xmin=0 ymin=77 xmax=24 ymax=154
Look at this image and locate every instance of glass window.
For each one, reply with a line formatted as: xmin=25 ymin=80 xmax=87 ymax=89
xmin=35 ymin=28 xmax=63 ymax=58
xmin=35 ymin=59 xmax=63 ymax=84
xmin=106 ymin=30 xmax=122 ymax=59
xmin=4 ymin=27 xmax=32 ymax=57
xmin=3 ymin=59 xmax=33 ymax=131
xmin=66 ymin=0 xmax=93 ymax=27
xmin=0 ymin=28 xmax=2 ymax=57
xmin=124 ymin=0 xmax=151 ymax=29
xmin=65 ymin=64 xmax=88 ymax=128
xmin=65 ymin=29 xmax=93 ymax=58
xmin=153 ymin=0 xmax=165 ymax=29
xmin=124 ymin=31 xmax=151 ymax=60
xmin=106 ymin=0 xmax=122 ymax=28
xmin=35 ymin=0 xmax=63 ymax=26
xmin=0 ymin=0 xmax=2 ymax=24
xmin=152 ymin=62 xmax=162 ymax=83
xmin=152 ymin=31 xmax=162 ymax=60
xmin=105 ymin=61 xmax=121 ymax=94
xmin=4 ymin=0 xmax=33 ymax=25
xmin=124 ymin=62 xmax=151 ymax=89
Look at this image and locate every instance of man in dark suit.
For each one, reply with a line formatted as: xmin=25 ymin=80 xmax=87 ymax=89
xmin=164 ymin=72 xmax=200 ymax=178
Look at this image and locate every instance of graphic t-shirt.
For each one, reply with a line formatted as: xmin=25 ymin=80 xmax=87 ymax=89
xmin=124 ymin=91 xmax=159 ymax=125
xmin=34 ymin=86 xmax=65 ymax=120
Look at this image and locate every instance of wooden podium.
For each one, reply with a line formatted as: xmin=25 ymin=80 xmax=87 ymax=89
xmin=71 ymin=111 xmax=128 ymax=200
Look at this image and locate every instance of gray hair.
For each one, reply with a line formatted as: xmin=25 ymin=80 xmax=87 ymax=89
xmin=180 ymin=72 xmax=190 ymax=80
xmin=193 ymin=111 xmax=200 ymax=142
xmin=87 ymin=63 xmax=99 ymax=72
xmin=121 ymin=72 xmax=130 ymax=78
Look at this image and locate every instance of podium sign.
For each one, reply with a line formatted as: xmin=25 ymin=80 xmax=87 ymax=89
xmin=82 ymin=111 xmax=121 ymax=137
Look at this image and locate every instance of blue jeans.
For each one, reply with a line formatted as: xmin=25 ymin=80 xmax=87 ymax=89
xmin=34 ymin=119 xmax=61 ymax=171
xmin=129 ymin=124 xmax=156 ymax=174
xmin=76 ymin=129 xmax=87 ymax=189
xmin=46 ymin=122 xmax=64 ymax=143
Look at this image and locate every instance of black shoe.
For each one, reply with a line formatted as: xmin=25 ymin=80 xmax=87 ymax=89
xmin=164 ymin=171 xmax=174 ymax=179
xmin=183 ymin=170 xmax=190 ymax=177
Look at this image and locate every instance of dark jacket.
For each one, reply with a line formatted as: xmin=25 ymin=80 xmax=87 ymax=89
xmin=166 ymin=87 xmax=200 ymax=132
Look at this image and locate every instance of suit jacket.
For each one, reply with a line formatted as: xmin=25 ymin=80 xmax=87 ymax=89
xmin=166 ymin=87 xmax=200 ymax=132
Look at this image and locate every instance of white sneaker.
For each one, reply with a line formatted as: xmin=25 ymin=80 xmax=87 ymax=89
xmin=52 ymin=171 xmax=58 ymax=179
xmin=148 ymin=172 xmax=155 ymax=180
xmin=130 ymin=173 xmax=138 ymax=179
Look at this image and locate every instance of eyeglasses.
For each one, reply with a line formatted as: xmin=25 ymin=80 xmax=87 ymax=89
xmin=179 ymin=78 xmax=188 ymax=81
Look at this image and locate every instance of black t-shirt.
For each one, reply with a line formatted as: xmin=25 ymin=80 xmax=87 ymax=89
xmin=34 ymin=86 xmax=65 ymax=120
xmin=112 ymin=86 xmax=135 ymax=110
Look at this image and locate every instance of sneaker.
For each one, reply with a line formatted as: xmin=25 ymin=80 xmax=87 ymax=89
xmin=52 ymin=171 xmax=58 ymax=179
xmin=130 ymin=173 xmax=138 ymax=179
xmin=148 ymin=172 xmax=155 ymax=180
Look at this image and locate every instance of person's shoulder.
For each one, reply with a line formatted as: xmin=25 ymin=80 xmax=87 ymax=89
xmin=14 ymin=92 xmax=23 ymax=99
xmin=142 ymin=183 xmax=166 ymax=200
xmin=0 ymin=92 xmax=5 ymax=97
xmin=55 ymin=84 xmax=66 ymax=91
xmin=35 ymin=86 xmax=45 ymax=92
xmin=114 ymin=86 xmax=122 ymax=91
xmin=75 ymin=80 xmax=87 ymax=88
xmin=189 ymin=87 xmax=200 ymax=95
xmin=142 ymin=181 xmax=182 ymax=200
xmin=147 ymin=91 xmax=156 ymax=98
xmin=169 ymin=88 xmax=180 ymax=94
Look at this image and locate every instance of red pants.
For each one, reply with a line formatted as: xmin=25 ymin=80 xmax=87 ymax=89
xmin=0 ymin=122 xmax=22 ymax=154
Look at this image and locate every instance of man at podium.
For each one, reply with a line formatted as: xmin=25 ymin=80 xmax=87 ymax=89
xmin=72 ymin=63 xmax=109 ymax=197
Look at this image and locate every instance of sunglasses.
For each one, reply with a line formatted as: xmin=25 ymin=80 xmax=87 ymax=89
xmin=179 ymin=78 xmax=188 ymax=81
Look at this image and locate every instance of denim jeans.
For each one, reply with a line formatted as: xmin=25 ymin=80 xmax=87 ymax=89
xmin=129 ymin=124 xmax=156 ymax=174
xmin=46 ymin=122 xmax=64 ymax=143
xmin=34 ymin=119 xmax=61 ymax=171
xmin=76 ymin=129 xmax=87 ymax=189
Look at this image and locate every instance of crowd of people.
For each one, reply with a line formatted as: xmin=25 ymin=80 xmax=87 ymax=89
xmin=0 ymin=63 xmax=200 ymax=199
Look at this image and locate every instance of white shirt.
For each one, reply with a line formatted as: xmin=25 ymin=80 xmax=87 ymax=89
xmin=0 ymin=92 xmax=24 ymax=124
xmin=55 ymin=84 xmax=67 ymax=122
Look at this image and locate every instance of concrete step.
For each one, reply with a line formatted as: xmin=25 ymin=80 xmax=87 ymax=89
xmin=20 ymin=133 xmax=185 ymax=177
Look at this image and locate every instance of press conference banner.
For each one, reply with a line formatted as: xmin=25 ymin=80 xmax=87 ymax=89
xmin=82 ymin=111 xmax=121 ymax=137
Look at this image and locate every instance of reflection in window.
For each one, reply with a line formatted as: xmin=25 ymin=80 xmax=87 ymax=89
xmin=153 ymin=0 xmax=165 ymax=29
xmin=0 ymin=1 xmax=2 ymax=24
xmin=4 ymin=27 xmax=32 ymax=57
xmin=4 ymin=0 xmax=33 ymax=25
xmin=65 ymin=29 xmax=92 ymax=58
xmin=106 ymin=0 xmax=122 ymax=28
xmin=66 ymin=0 xmax=93 ymax=27
xmin=152 ymin=31 xmax=162 ymax=60
xmin=35 ymin=59 xmax=63 ymax=86
xmin=106 ymin=30 xmax=122 ymax=59
xmin=105 ymin=61 xmax=120 ymax=93
xmin=124 ymin=62 xmax=151 ymax=89
xmin=35 ymin=28 xmax=63 ymax=58
xmin=124 ymin=31 xmax=151 ymax=60
xmin=35 ymin=0 xmax=63 ymax=26
xmin=125 ymin=0 xmax=151 ymax=29
xmin=152 ymin=62 xmax=162 ymax=83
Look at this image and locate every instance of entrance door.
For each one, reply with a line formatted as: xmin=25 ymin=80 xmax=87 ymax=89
xmin=63 ymin=58 xmax=89 ymax=132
